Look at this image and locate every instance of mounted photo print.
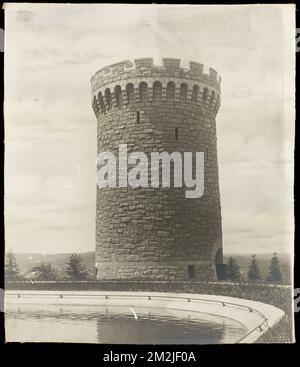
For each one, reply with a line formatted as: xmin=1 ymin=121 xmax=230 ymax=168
xmin=3 ymin=3 xmax=295 ymax=344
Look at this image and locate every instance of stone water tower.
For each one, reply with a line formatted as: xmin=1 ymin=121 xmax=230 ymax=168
xmin=91 ymin=58 xmax=223 ymax=281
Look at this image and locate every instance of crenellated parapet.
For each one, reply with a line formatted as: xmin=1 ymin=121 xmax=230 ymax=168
xmin=91 ymin=58 xmax=221 ymax=89
xmin=91 ymin=58 xmax=221 ymax=119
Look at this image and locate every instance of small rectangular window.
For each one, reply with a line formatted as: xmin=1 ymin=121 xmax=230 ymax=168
xmin=175 ymin=127 xmax=178 ymax=140
xmin=188 ymin=265 xmax=195 ymax=279
xmin=136 ymin=111 xmax=140 ymax=124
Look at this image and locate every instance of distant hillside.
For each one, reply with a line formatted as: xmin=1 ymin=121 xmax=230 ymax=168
xmin=13 ymin=252 xmax=95 ymax=279
xmin=10 ymin=251 xmax=292 ymax=283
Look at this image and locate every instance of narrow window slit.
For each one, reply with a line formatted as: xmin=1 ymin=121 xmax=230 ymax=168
xmin=175 ymin=127 xmax=178 ymax=140
xmin=188 ymin=265 xmax=195 ymax=279
xmin=136 ymin=111 xmax=140 ymax=124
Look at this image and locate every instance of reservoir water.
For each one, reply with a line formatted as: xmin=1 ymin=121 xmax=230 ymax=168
xmin=5 ymin=303 xmax=248 ymax=344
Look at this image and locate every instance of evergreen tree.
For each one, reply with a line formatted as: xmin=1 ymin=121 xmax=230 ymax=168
xmin=268 ymin=252 xmax=282 ymax=284
xmin=226 ymin=256 xmax=241 ymax=282
xmin=65 ymin=253 xmax=88 ymax=280
xmin=31 ymin=263 xmax=56 ymax=280
xmin=5 ymin=252 xmax=20 ymax=280
xmin=247 ymin=254 xmax=261 ymax=282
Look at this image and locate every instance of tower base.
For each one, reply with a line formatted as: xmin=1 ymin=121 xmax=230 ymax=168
xmin=96 ymin=262 xmax=216 ymax=281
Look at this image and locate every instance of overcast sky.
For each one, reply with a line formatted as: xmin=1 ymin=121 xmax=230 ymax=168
xmin=4 ymin=4 xmax=295 ymax=254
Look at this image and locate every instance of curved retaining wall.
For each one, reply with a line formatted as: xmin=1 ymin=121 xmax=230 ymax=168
xmin=5 ymin=291 xmax=284 ymax=343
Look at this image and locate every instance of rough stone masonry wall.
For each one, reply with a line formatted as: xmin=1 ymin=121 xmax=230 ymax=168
xmin=91 ymin=58 xmax=223 ymax=281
